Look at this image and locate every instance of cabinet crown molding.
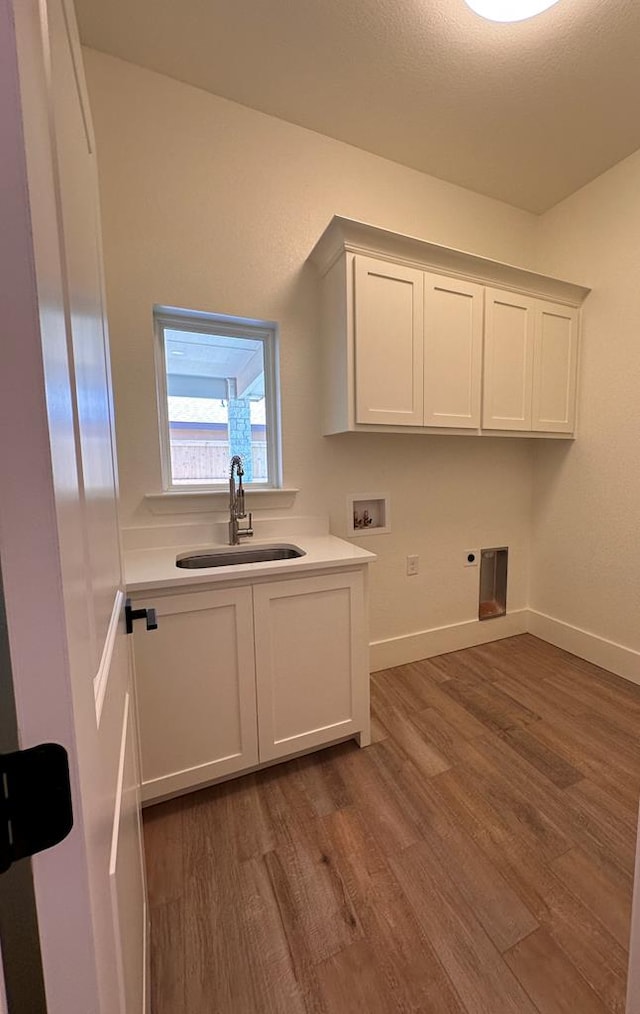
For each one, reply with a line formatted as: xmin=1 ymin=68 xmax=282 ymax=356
xmin=308 ymin=216 xmax=590 ymax=309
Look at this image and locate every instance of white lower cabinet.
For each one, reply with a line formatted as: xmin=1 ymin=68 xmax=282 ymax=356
xmin=253 ymin=571 xmax=370 ymax=762
xmin=132 ymin=568 xmax=370 ymax=803
xmin=133 ymin=586 xmax=259 ymax=802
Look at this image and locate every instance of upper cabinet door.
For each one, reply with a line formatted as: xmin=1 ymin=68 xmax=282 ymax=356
xmin=423 ymin=273 xmax=483 ymax=429
xmin=353 ymin=255 xmax=424 ymax=426
xmin=532 ymin=302 xmax=579 ymax=433
xmin=483 ymin=289 xmax=536 ymax=431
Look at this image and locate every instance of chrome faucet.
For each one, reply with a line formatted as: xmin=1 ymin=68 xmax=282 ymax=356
xmin=228 ymin=455 xmax=253 ymax=545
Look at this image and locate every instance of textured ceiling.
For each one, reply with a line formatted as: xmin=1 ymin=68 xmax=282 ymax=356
xmin=76 ymin=0 xmax=640 ymax=213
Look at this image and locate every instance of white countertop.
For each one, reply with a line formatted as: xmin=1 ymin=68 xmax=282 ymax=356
xmin=124 ymin=519 xmax=376 ymax=593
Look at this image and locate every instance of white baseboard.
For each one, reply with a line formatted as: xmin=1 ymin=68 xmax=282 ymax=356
xmin=527 ymin=609 xmax=640 ymax=688
xmin=369 ymin=609 xmax=529 ymax=672
xmin=370 ymin=607 xmax=640 ymax=686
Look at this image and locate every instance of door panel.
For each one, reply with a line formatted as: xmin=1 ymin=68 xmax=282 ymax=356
xmin=0 ymin=947 xmax=6 ymax=1014
xmin=628 ymin=808 xmax=640 ymax=1014
xmin=109 ymin=692 xmax=147 ymax=1014
xmin=47 ymin=3 xmax=147 ymax=1008
xmin=133 ymin=588 xmax=258 ymax=801
xmin=532 ymin=303 xmax=578 ymax=432
xmin=0 ymin=566 xmax=47 ymax=1012
xmin=50 ymin=0 xmax=122 ymax=668
xmin=253 ymin=572 xmax=369 ymax=762
xmin=483 ymin=289 xmax=535 ymax=430
xmin=424 ymin=273 xmax=483 ymax=428
xmin=4 ymin=0 xmax=148 ymax=1010
xmin=354 ymin=256 xmax=424 ymax=426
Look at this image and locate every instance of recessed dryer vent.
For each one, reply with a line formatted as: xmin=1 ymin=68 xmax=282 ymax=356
xmin=479 ymin=547 xmax=508 ymax=620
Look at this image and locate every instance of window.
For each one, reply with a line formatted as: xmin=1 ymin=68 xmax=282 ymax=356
xmin=154 ymin=307 xmax=282 ymax=490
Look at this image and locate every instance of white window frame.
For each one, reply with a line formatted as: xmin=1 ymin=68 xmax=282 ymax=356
xmin=154 ymin=305 xmax=283 ymax=492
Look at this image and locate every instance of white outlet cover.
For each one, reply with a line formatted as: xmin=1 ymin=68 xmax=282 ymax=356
xmin=464 ymin=550 xmax=480 ymax=567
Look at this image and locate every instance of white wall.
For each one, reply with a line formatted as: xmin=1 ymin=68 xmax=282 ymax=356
xmin=532 ymin=147 xmax=640 ymax=672
xmin=84 ymin=49 xmax=538 ymax=655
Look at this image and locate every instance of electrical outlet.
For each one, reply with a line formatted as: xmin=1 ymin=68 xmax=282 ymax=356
xmin=406 ymin=555 xmax=419 ymax=576
xmin=464 ymin=550 xmax=479 ymax=567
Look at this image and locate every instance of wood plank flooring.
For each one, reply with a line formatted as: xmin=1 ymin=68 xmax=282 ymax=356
xmin=143 ymin=634 xmax=640 ymax=1014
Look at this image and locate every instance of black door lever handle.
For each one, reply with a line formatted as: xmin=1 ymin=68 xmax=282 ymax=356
xmin=125 ymin=598 xmax=158 ymax=634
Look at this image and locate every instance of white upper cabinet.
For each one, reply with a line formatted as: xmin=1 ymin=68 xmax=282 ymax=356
xmin=353 ymin=258 xmax=483 ymax=430
xmin=424 ymin=273 xmax=483 ymax=429
xmin=532 ymin=303 xmax=579 ymax=433
xmin=310 ymin=217 xmax=589 ymax=438
xmin=483 ymin=289 xmax=536 ymax=431
xmin=483 ymin=290 xmax=579 ymax=433
xmin=354 ymin=255 xmax=424 ymax=426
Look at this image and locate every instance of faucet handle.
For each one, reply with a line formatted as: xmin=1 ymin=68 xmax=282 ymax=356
xmin=238 ymin=512 xmax=253 ymax=539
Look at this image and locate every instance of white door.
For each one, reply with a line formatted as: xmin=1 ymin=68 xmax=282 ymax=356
xmin=628 ymin=810 xmax=640 ymax=1013
xmin=1 ymin=1 xmax=147 ymax=1011
xmin=423 ymin=273 xmax=483 ymax=429
xmin=354 ymin=255 xmax=424 ymax=426
xmin=0 ymin=947 xmax=6 ymax=1014
xmin=531 ymin=301 xmax=579 ymax=433
xmin=253 ymin=572 xmax=370 ymax=762
xmin=133 ymin=587 xmax=258 ymax=802
xmin=483 ymin=288 xmax=536 ymax=430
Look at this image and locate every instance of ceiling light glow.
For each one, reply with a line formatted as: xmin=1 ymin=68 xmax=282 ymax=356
xmin=465 ymin=0 xmax=561 ymax=22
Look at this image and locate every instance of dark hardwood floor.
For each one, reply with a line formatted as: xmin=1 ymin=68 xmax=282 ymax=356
xmin=143 ymin=634 xmax=640 ymax=1013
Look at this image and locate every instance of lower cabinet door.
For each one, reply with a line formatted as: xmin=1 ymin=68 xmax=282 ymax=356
xmin=253 ymin=571 xmax=370 ymax=763
xmin=133 ymin=587 xmax=258 ymax=801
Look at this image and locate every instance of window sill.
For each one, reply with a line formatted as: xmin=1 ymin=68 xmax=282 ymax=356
xmin=144 ymin=488 xmax=299 ymax=515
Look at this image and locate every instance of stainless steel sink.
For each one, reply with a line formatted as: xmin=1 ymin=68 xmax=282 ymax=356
xmin=176 ymin=544 xmax=306 ymax=569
